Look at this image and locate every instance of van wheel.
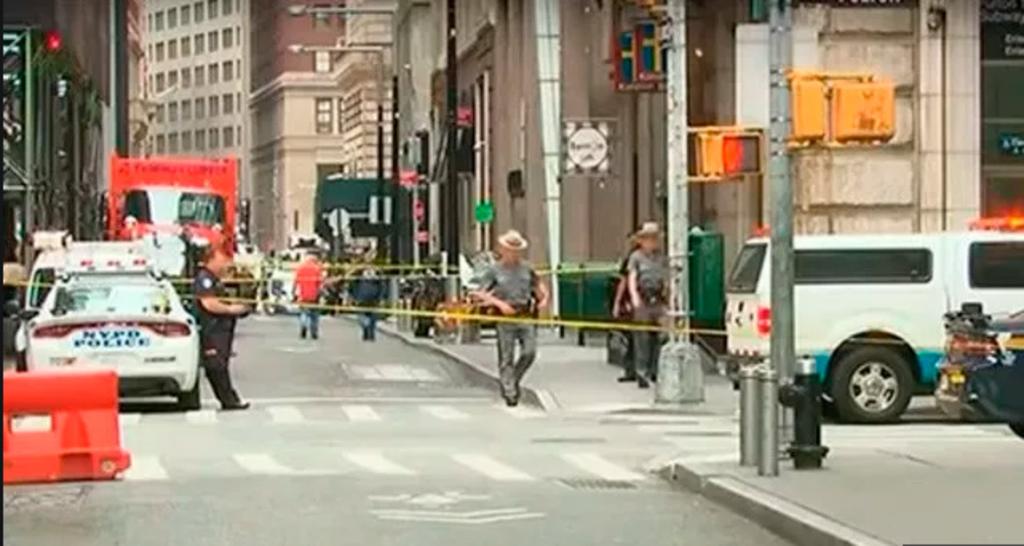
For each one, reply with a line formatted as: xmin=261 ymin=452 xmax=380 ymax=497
xmin=177 ymin=378 xmax=201 ymax=411
xmin=1010 ymin=423 xmax=1024 ymax=440
xmin=831 ymin=347 xmax=914 ymax=423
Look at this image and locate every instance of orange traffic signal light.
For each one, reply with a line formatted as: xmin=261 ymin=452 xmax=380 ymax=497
xmin=830 ymin=80 xmax=895 ymax=143
xmin=695 ymin=131 xmax=762 ymax=177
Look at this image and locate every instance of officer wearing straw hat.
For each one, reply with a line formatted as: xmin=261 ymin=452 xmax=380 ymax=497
xmin=626 ymin=221 xmax=669 ymax=389
xmin=473 ymin=230 xmax=549 ymax=407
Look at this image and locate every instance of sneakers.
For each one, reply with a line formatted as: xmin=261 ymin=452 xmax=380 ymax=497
xmin=617 ymin=374 xmax=638 ymax=383
xmin=300 ymin=328 xmax=307 ymax=340
xmin=221 ymin=401 xmax=251 ymax=411
xmin=637 ymin=376 xmax=650 ymax=389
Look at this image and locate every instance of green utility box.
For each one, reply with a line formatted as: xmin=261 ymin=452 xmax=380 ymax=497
xmin=688 ymin=230 xmax=725 ymax=326
xmin=556 ymin=262 xmax=618 ymax=323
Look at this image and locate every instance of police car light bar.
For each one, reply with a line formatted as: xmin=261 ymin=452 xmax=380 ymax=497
xmin=969 ymin=217 xmax=1024 ymax=232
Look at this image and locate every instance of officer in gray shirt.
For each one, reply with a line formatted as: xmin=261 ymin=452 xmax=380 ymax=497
xmin=474 ymin=230 xmax=549 ymax=407
xmin=627 ymin=222 xmax=669 ymax=389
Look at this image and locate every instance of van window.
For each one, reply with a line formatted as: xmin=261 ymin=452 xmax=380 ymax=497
xmin=970 ymin=242 xmax=1024 ymax=288
xmin=728 ymin=243 xmax=767 ymax=293
xmin=29 ymin=269 xmax=56 ymax=308
xmin=795 ymin=249 xmax=932 ymax=284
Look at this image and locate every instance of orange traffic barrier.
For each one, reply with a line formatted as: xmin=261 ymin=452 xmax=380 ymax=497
xmin=3 ymin=369 xmax=131 ymax=484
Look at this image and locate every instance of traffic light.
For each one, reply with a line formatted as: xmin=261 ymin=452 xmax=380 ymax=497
xmin=694 ymin=130 xmax=762 ymax=178
xmin=830 ymin=80 xmax=895 ymax=143
xmin=790 ymin=78 xmax=827 ymax=143
xmin=43 ymin=30 xmax=62 ymax=52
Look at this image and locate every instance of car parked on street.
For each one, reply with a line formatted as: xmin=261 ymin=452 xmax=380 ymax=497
xmin=18 ymin=254 xmax=201 ymax=410
xmin=725 ymin=218 xmax=1024 ymax=423
xmin=935 ymin=303 xmax=1024 ymax=439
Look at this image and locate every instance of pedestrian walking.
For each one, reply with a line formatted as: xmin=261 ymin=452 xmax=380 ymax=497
xmin=611 ymin=235 xmax=641 ymax=382
xmin=626 ymin=222 xmax=669 ymax=389
xmin=351 ymin=266 xmax=385 ymax=341
xmin=193 ymin=246 xmax=251 ymax=411
xmin=293 ymin=250 xmax=325 ymax=340
xmin=473 ymin=230 xmax=549 ymax=407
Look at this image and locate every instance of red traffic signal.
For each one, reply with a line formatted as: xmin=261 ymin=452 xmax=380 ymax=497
xmin=43 ymin=30 xmax=62 ymax=52
xmin=695 ymin=131 xmax=762 ymax=177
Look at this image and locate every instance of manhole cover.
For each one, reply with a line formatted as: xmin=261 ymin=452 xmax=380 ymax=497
xmin=3 ymin=485 xmax=89 ymax=512
xmin=531 ymin=437 xmax=607 ymax=445
xmin=557 ymin=478 xmax=638 ymax=491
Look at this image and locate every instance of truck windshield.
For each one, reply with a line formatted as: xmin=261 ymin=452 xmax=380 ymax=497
xmin=124 ymin=188 xmax=226 ymax=226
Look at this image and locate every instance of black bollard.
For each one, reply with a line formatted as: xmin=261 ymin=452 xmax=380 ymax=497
xmin=778 ymin=356 xmax=829 ymax=469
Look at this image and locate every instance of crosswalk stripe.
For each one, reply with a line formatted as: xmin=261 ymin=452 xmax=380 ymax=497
xmin=561 ymin=453 xmax=646 ymax=481
xmin=185 ymin=410 xmax=218 ymax=425
xmin=119 ymin=413 xmax=142 ymax=426
xmin=342 ymin=405 xmax=382 ymax=422
xmin=123 ymin=456 xmax=169 ymax=481
xmin=344 ymin=451 xmax=416 ymax=475
xmin=451 ymin=453 xmax=535 ymax=482
xmin=420 ymin=405 xmax=470 ymax=421
xmin=267 ymin=405 xmax=305 ymax=424
xmin=234 ymin=453 xmax=295 ymax=475
xmin=501 ymin=406 xmax=546 ymax=419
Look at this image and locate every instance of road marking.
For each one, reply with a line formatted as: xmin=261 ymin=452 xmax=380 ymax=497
xmin=420 ymin=405 xmax=470 ymax=421
xmin=123 ymin=456 xmax=169 ymax=481
xmin=201 ymin=396 xmax=492 ymax=405
xmin=234 ymin=453 xmax=296 ymax=475
xmin=267 ymin=405 xmax=305 ymax=424
xmin=118 ymin=413 xmax=142 ymax=426
xmin=500 ymin=405 xmax=546 ymax=419
xmin=342 ymin=405 xmax=382 ymax=422
xmin=344 ymin=451 xmax=417 ymax=476
xmin=185 ymin=410 xmax=218 ymax=425
xmin=560 ymin=453 xmax=646 ymax=482
xmin=451 ymin=454 xmax=535 ymax=482
xmin=370 ymin=507 xmax=546 ymax=524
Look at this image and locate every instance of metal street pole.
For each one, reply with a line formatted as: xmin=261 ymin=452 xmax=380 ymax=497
xmin=769 ymin=0 xmax=795 ymax=441
xmin=445 ymin=0 xmax=459 ymax=273
xmin=390 ymin=74 xmax=401 ymax=264
xmin=114 ymin=0 xmax=128 ymax=156
xmin=23 ymin=30 xmax=35 ymax=265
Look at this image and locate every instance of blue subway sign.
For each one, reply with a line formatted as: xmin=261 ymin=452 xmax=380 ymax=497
xmin=999 ymin=133 xmax=1024 ymax=157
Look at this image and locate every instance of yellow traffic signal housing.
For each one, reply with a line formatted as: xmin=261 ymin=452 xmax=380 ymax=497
xmin=830 ymin=80 xmax=895 ymax=143
xmin=791 ymin=78 xmax=827 ymax=142
xmin=695 ymin=131 xmax=762 ymax=177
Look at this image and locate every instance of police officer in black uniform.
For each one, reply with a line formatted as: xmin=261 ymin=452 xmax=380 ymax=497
xmin=193 ymin=246 xmax=251 ymax=410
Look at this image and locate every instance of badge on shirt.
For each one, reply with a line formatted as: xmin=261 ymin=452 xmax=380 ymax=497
xmin=200 ymin=277 xmax=214 ymax=290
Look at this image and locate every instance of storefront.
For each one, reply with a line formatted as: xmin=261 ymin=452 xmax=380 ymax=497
xmin=981 ymin=1 xmax=1024 ymax=217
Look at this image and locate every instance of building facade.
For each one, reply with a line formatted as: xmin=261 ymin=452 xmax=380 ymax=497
xmin=142 ymin=0 xmax=249 ymax=200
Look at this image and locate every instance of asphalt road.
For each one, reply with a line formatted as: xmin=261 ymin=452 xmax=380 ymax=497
xmin=3 ymin=316 xmax=790 ymax=546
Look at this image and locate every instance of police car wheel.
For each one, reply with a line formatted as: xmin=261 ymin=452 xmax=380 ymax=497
xmin=1010 ymin=423 xmax=1024 ymax=440
xmin=831 ymin=347 xmax=914 ymax=424
xmin=177 ymin=379 xmax=202 ymax=411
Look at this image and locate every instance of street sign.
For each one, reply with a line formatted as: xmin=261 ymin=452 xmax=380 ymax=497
xmin=474 ymin=201 xmax=494 ymax=224
xmin=368 ymin=196 xmax=393 ymax=225
xmin=562 ymin=120 xmax=614 ymax=175
xmin=999 ymin=133 xmax=1024 ymax=157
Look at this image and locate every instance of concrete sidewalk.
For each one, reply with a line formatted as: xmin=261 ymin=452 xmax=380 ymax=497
xmin=376 ymin=321 xmax=738 ymax=415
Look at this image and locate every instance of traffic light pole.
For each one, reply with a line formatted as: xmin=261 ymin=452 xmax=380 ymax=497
xmin=444 ymin=0 xmax=459 ymax=273
xmin=768 ymin=0 xmax=795 ymax=439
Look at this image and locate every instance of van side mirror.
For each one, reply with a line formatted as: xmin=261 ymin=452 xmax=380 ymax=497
xmin=961 ymin=302 xmax=984 ymax=315
xmin=19 ymin=309 xmax=39 ymax=321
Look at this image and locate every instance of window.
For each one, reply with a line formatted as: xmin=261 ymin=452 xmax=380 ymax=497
xmin=207 ymin=0 xmax=218 ymax=19
xmin=223 ymin=93 xmax=234 ymax=114
xmin=155 ymin=11 xmax=165 ymax=31
xmin=209 ymin=127 xmax=219 ymax=149
xmin=222 ymin=60 xmax=233 ymax=81
xmin=794 ymin=249 xmax=933 ymax=285
xmin=167 ymin=69 xmax=178 ymax=88
xmin=195 ymin=98 xmax=205 ymax=119
xmin=148 ymin=14 xmax=153 ymax=32
xmin=315 ymin=51 xmax=331 ymax=73
xmin=181 ymin=36 xmax=191 ymax=57
xmin=312 ymin=4 xmax=331 ymax=27
xmin=235 ymin=26 xmax=241 ymax=48
xmin=222 ymin=28 xmax=233 ymax=49
xmin=156 ymin=42 xmax=165 ymax=62
xmin=168 ymin=39 xmax=178 ymax=60
xmin=222 ymin=0 xmax=233 ymax=15
xmin=208 ymin=63 xmax=219 ymax=84
xmin=182 ymin=68 xmax=192 ymax=88
xmin=182 ymin=100 xmax=192 ymax=120
xmin=727 ymin=243 xmax=766 ymax=293
xmin=147 ymin=44 xmax=153 ymax=60
xmin=970 ymin=242 xmax=1024 ymax=288
xmin=223 ymin=126 xmax=234 ymax=148
xmin=155 ymin=104 xmax=166 ymax=123
xmin=235 ymin=60 xmax=241 ymax=81
xmin=181 ymin=4 xmax=191 ymax=25
xmin=208 ymin=31 xmax=219 ymax=52
xmin=194 ymin=66 xmax=205 ymax=86
xmin=209 ymin=95 xmax=220 ymax=117
xmin=194 ymin=33 xmax=205 ymax=55
xmin=182 ymin=131 xmax=193 ymax=152
xmin=168 ymin=102 xmax=179 ymax=122
xmin=168 ymin=132 xmax=179 ymax=153
xmin=156 ymin=134 xmax=166 ymax=154
xmin=315 ymin=98 xmax=333 ymax=134
xmin=195 ymin=129 xmax=206 ymax=151
xmin=337 ymin=98 xmax=345 ymax=133
xmin=194 ymin=2 xmax=204 ymax=23
xmin=168 ymin=7 xmax=177 ymax=28
xmin=155 ymin=73 xmax=166 ymax=93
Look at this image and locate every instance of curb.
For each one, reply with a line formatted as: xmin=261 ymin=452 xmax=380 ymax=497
xmin=370 ymin=320 xmax=555 ymax=411
xmin=660 ymin=460 xmax=895 ymax=546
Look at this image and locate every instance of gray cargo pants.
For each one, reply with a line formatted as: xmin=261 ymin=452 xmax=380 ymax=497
xmin=633 ymin=303 xmax=666 ymax=380
xmin=496 ymin=322 xmax=537 ymax=400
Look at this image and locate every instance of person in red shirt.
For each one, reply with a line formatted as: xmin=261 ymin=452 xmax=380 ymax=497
xmin=293 ymin=251 xmax=325 ymax=340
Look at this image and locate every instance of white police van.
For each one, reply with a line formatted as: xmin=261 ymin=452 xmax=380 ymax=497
xmin=22 ymin=248 xmax=202 ymax=410
xmin=725 ymin=218 xmax=1024 ymax=423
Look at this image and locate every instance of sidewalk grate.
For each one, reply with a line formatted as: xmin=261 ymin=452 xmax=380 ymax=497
xmin=557 ymin=478 xmax=638 ymax=491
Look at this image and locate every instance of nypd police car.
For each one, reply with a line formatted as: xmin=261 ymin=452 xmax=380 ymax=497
xmin=22 ymin=253 xmax=201 ymax=410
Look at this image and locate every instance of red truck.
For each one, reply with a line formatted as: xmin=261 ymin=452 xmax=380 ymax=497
xmin=107 ymin=155 xmax=238 ymax=255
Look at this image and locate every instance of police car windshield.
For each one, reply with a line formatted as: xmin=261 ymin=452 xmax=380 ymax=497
xmin=54 ymin=277 xmax=170 ymax=315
